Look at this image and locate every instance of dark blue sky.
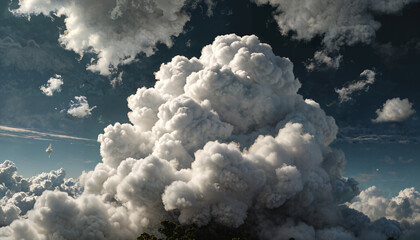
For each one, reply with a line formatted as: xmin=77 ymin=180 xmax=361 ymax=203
xmin=0 ymin=0 xmax=419 ymax=197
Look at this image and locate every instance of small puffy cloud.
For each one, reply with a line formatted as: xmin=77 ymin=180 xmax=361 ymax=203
xmin=335 ymin=70 xmax=376 ymax=103
xmin=373 ymin=98 xmax=416 ymax=123
xmin=12 ymin=0 xmax=213 ymax=75
xmin=252 ymin=0 xmax=419 ymax=69
xmin=306 ymin=51 xmax=342 ymax=71
xmin=40 ymin=74 xmax=64 ymax=96
xmin=67 ymin=96 xmax=96 ymax=118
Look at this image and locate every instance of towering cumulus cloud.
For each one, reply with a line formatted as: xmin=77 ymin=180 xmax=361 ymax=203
xmin=1 ymin=34 xmax=419 ymax=240
xmin=252 ymin=0 xmax=419 ymax=69
xmin=12 ymin=0 xmax=211 ymax=75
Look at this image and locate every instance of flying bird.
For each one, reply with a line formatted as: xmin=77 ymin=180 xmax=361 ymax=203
xmin=45 ymin=144 xmax=53 ymax=158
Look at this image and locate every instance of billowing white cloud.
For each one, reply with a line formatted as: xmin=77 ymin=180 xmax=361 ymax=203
xmin=40 ymin=74 xmax=64 ymax=96
xmin=252 ymin=0 xmax=419 ymax=69
xmin=349 ymin=186 xmax=420 ymax=225
xmin=12 ymin=0 xmax=212 ymax=75
xmin=373 ymin=97 xmax=416 ymax=123
xmin=335 ymin=69 xmax=376 ymax=103
xmin=0 ymin=160 xmax=80 ymax=227
xmin=347 ymin=186 xmax=389 ymax=221
xmin=67 ymin=96 xmax=96 ymax=118
xmin=0 ymin=34 xmax=418 ymax=240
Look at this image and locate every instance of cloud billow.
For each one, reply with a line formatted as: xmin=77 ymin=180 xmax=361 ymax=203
xmin=0 ymin=160 xmax=80 ymax=227
xmin=12 ymin=0 xmax=213 ymax=76
xmin=252 ymin=0 xmax=419 ymax=70
xmin=67 ymin=96 xmax=96 ymax=118
xmin=0 ymin=34 xmax=419 ymax=240
xmin=40 ymin=74 xmax=64 ymax=96
xmin=373 ymin=97 xmax=416 ymax=123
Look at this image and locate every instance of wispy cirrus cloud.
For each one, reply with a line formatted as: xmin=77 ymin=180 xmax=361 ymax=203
xmin=335 ymin=69 xmax=376 ymax=103
xmin=336 ymin=126 xmax=420 ymax=144
xmin=0 ymin=125 xmax=94 ymax=142
xmin=357 ymin=173 xmax=377 ymax=182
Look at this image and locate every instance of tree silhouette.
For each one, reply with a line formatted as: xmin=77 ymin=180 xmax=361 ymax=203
xmin=137 ymin=233 xmax=157 ymax=240
xmin=137 ymin=221 xmax=397 ymax=240
xmin=136 ymin=220 xmax=258 ymax=240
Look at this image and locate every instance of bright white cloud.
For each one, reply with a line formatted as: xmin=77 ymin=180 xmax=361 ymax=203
xmin=349 ymin=186 xmax=420 ymax=225
xmin=40 ymin=74 xmax=64 ymax=96
xmin=0 ymin=34 xmax=418 ymax=240
xmin=67 ymin=96 xmax=96 ymax=118
xmin=252 ymin=0 xmax=419 ymax=69
xmin=335 ymin=69 xmax=376 ymax=103
xmin=341 ymin=186 xmax=420 ymax=240
xmin=0 ymin=160 xmax=80 ymax=227
xmin=347 ymin=186 xmax=389 ymax=221
xmin=373 ymin=98 xmax=416 ymax=123
xmin=12 ymin=0 xmax=213 ymax=75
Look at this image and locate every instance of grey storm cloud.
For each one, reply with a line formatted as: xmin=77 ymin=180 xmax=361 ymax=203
xmin=12 ymin=0 xmax=214 ymax=76
xmin=251 ymin=0 xmax=419 ymax=70
xmin=373 ymin=97 xmax=416 ymax=123
xmin=0 ymin=34 xmax=419 ymax=240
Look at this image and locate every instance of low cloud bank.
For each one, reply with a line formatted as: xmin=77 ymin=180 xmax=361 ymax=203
xmin=0 ymin=160 xmax=80 ymax=227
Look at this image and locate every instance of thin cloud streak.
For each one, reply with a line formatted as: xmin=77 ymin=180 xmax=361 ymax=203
xmin=0 ymin=125 xmax=94 ymax=142
xmin=357 ymin=173 xmax=377 ymax=182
